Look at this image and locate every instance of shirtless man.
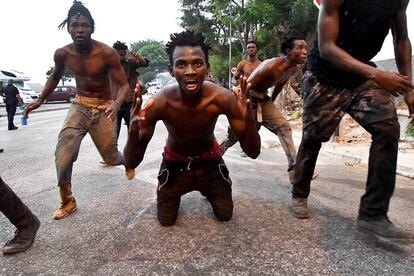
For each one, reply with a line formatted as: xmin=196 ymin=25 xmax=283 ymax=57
xmin=232 ymin=41 xmax=262 ymax=86
xmin=24 ymin=1 xmax=132 ymax=220
xmin=220 ymin=41 xmax=261 ymax=156
xmin=124 ymin=30 xmax=260 ymax=226
xmin=221 ymin=37 xmax=308 ymax=182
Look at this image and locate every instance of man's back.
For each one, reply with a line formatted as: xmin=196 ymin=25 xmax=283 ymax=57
xmin=4 ymin=84 xmax=19 ymax=103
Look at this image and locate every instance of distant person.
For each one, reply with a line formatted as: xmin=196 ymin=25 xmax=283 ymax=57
xmin=1 ymin=177 xmax=40 ymax=255
xmin=23 ymin=1 xmax=133 ymax=220
xmin=111 ymin=41 xmax=149 ymax=143
xmin=124 ymin=30 xmax=260 ymax=226
xmin=220 ymin=38 xmax=311 ymax=183
xmin=3 ymin=79 xmax=22 ymax=130
xmin=291 ymin=0 xmax=414 ymax=242
xmin=220 ymin=41 xmax=262 ymax=157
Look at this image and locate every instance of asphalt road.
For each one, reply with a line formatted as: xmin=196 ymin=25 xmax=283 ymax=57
xmin=0 ymin=107 xmax=413 ymax=275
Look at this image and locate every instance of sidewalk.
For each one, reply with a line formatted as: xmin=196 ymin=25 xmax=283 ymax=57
xmin=259 ymin=127 xmax=414 ymax=179
xmin=0 ymin=102 xmax=70 ymax=117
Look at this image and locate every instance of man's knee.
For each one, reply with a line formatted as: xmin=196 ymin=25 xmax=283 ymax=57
xmin=210 ymin=199 xmax=233 ymax=221
xmin=368 ymin=118 xmax=400 ymax=141
xmin=157 ymin=213 xmax=177 ymax=227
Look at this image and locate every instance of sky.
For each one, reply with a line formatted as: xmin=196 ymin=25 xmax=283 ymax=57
xmin=0 ymin=0 xmax=183 ymax=84
xmin=0 ymin=0 xmax=413 ymax=84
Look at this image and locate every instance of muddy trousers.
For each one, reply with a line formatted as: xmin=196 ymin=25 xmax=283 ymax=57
xmin=55 ymin=103 xmax=124 ymax=186
xmin=0 ymin=177 xmax=36 ymax=229
xmin=156 ymin=158 xmax=233 ymax=226
xmin=220 ymin=98 xmax=296 ymax=171
xmin=293 ymin=74 xmax=399 ymax=220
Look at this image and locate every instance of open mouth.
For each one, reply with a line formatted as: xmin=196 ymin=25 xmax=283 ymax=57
xmin=185 ymin=80 xmax=198 ymax=90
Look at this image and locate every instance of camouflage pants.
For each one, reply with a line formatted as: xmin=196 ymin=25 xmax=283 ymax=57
xmin=292 ymin=72 xmax=399 ymax=220
xmin=220 ymin=97 xmax=296 ymax=171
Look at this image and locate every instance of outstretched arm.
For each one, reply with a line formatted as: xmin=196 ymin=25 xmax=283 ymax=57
xmin=318 ymin=0 xmax=413 ymax=95
xmin=227 ymin=77 xmax=261 ymax=158
xmin=24 ymin=49 xmax=65 ymax=118
xmin=124 ymin=83 xmax=155 ymax=170
xmin=130 ymin=52 xmax=150 ymax=68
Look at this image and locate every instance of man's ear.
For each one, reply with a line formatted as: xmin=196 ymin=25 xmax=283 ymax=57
xmin=169 ymin=65 xmax=174 ymax=77
xmin=206 ymin=62 xmax=211 ymax=70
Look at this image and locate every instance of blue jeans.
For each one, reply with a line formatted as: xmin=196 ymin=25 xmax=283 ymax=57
xmin=55 ymin=103 xmax=124 ymax=186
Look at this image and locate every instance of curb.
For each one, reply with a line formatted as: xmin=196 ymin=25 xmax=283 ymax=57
xmin=262 ymin=136 xmax=414 ymax=180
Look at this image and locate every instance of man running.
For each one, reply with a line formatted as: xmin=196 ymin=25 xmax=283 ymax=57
xmin=124 ymin=30 xmax=260 ymax=226
xmin=221 ymin=37 xmax=309 ymax=182
xmin=291 ymin=0 xmax=414 ymax=242
xmin=24 ymin=1 xmax=132 ymax=220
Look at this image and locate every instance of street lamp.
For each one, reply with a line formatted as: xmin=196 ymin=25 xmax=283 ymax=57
xmin=228 ymin=0 xmax=232 ymax=90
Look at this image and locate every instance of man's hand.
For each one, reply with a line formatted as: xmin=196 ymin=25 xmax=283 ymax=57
xmin=372 ymin=70 xmax=414 ymax=96
xmin=23 ymin=98 xmax=43 ymax=119
xmin=97 ymin=101 xmax=119 ymax=121
xmin=233 ymin=76 xmax=252 ymax=119
xmin=404 ymin=90 xmax=414 ymax=124
xmin=131 ymin=82 xmax=153 ymax=125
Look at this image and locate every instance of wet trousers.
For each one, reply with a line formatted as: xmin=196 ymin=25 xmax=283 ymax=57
xmin=220 ymin=97 xmax=296 ymax=171
xmin=55 ymin=103 xmax=123 ymax=186
xmin=156 ymin=158 xmax=233 ymax=226
xmin=292 ymin=73 xmax=399 ymax=220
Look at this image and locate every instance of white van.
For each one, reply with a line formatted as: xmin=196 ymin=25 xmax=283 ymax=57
xmin=0 ymin=68 xmax=36 ymax=104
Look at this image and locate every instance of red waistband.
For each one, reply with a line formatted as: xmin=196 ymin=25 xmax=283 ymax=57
xmin=163 ymin=140 xmax=223 ymax=162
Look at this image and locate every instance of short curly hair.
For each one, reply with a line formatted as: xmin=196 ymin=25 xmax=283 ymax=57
xmin=165 ymin=30 xmax=211 ymax=65
xmin=280 ymin=36 xmax=304 ymax=55
xmin=113 ymin=41 xmax=128 ymax=51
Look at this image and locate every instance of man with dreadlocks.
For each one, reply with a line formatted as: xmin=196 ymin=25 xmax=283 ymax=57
xmin=23 ymin=1 xmax=132 ymax=220
xmin=124 ymin=30 xmax=261 ymax=226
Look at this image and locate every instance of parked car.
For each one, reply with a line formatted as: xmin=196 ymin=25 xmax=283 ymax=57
xmin=45 ymin=86 xmax=76 ymax=103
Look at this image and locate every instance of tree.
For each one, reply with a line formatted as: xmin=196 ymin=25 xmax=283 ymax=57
xmin=130 ymin=40 xmax=169 ymax=83
xmin=46 ymin=67 xmax=74 ymax=86
xmin=178 ymin=0 xmax=318 ymax=85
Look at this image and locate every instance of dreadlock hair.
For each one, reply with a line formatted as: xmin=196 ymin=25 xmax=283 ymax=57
xmin=113 ymin=41 xmax=128 ymax=51
xmin=280 ymin=36 xmax=303 ymax=55
xmin=165 ymin=30 xmax=211 ymax=65
xmin=58 ymin=0 xmax=95 ymax=31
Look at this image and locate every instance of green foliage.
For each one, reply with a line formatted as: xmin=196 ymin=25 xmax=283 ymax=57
xmin=209 ymin=54 xmax=230 ymax=82
xmin=178 ymin=0 xmax=318 ymax=81
xmin=130 ymin=40 xmax=169 ymax=83
xmin=46 ymin=67 xmax=74 ymax=86
xmin=406 ymin=123 xmax=414 ymax=138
